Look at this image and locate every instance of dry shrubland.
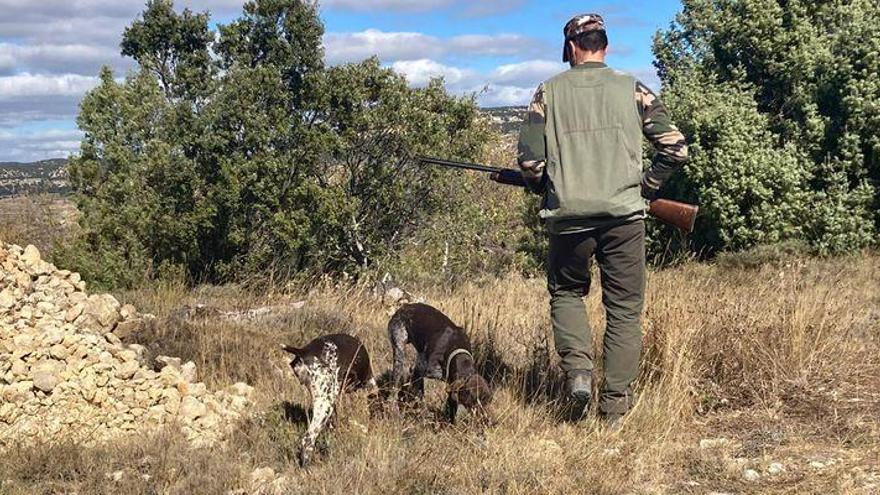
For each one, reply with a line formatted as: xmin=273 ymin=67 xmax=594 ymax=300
xmin=0 ymin=195 xmax=77 ymax=256
xmin=1 ymin=249 xmax=877 ymax=494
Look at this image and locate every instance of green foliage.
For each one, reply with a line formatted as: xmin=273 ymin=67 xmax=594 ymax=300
xmin=120 ymin=0 xmax=215 ymax=100
xmin=653 ymin=0 xmax=879 ymax=255
xmin=655 ymin=78 xmax=812 ymax=252
xmin=393 ymin=170 xmax=538 ymax=286
xmin=59 ymin=0 xmax=488 ymax=288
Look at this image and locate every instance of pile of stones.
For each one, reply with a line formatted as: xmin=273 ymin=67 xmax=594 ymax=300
xmin=0 ymin=241 xmax=253 ymax=447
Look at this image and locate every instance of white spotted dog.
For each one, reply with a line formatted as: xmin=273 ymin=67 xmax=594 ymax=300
xmin=388 ymin=303 xmax=493 ymax=423
xmin=282 ymin=333 xmax=376 ymax=467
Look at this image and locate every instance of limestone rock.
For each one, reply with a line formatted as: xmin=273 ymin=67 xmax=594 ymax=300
xmin=65 ymin=303 xmax=84 ymax=322
xmin=10 ymin=359 xmax=27 ymax=376
xmin=768 ymin=462 xmax=785 ymax=475
xmin=250 ymin=467 xmax=276 ymax=485
xmin=0 ymin=289 xmax=15 ymax=309
xmin=156 ymin=356 xmax=182 ymax=372
xmin=180 ymin=396 xmax=207 ymax=420
xmin=127 ymin=344 xmax=146 ymax=363
xmin=0 ymin=239 xmax=252 ymax=448
xmin=0 ymin=402 xmax=18 ymax=422
xmin=113 ymin=319 xmax=141 ymax=339
xmin=31 ymin=360 xmax=63 ymax=392
xmin=21 ymin=245 xmax=41 ymax=266
xmin=119 ymin=304 xmax=137 ymax=320
xmin=385 ymin=287 xmax=406 ymax=303
xmin=229 ymin=382 xmax=254 ymax=399
xmin=180 ymin=361 xmax=197 ymax=382
xmin=83 ymin=294 xmax=121 ymax=329
xmin=115 ymin=360 xmax=140 ymax=379
xmin=42 ymin=327 xmax=64 ymax=346
xmin=49 ymin=344 xmax=69 ymax=359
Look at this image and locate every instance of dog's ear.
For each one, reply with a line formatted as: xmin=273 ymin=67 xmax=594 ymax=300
xmin=281 ymin=344 xmax=302 ymax=355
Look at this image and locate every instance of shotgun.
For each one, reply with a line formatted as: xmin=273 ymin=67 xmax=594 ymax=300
xmin=420 ymin=156 xmax=698 ymax=233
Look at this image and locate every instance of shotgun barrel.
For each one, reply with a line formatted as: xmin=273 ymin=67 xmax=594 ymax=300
xmin=419 ymin=156 xmax=699 ymax=233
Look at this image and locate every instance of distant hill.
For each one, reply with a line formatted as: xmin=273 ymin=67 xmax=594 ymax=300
xmin=483 ymin=106 xmax=526 ymax=136
xmin=0 ymin=109 xmax=525 ymax=200
xmin=0 ymin=159 xmax=69 ymax=198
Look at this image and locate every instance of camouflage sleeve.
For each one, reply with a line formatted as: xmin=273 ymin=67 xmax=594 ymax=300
xmin=637 ymin=81 xmax=689 ymax=199
xmin=517 ymin=83 xmax=547 ymax=194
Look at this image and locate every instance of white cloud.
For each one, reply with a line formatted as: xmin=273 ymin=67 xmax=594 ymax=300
xmin=324 ymin=30 xmax=548 ymax=66
xmin=479 ymin=85 xmax=536 ymax=107
xmin=490 ymin=60 xmax=566 ymax=87
xmin=630 ymin=67 xmax=661 ymax=92
xmin=0 ymin=1 xmax=140 ymax=22
xmin=0 ymin=1 xmax=245 ymax=48
xmin=388 ymin=58 xmax=555 ymax=106
xmin=324 ymin=30 xmax=443 ymax=65
xmin=0 ymin=43 xmax=130 ymax=76
xmin=0 ymin=74 xmax=98 ymax=99
xmin=447 ymin=34 xmax=544 ymax=57
xmin=322 ymin=0 xmax=451 ymax=11
xmin=0 ymin=51 xmax=14 ymax=75
xmin=0 ymin=74 xmax=100 ymax=128
xmin=0 ymin=0 xmax=651 ymax=160
xmin=388 ymin=58 xmax=658 ymax=108
xmin=391 ymin=59 xmax=477 ymax=87
xmin=0 ymin=128 xmax=82 ymax=162
xmin=320 ymin=0 xmax=522 ymax=16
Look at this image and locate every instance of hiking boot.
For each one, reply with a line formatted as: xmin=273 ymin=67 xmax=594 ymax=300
xmin=565 ymin=369 xmax=592 ymax=410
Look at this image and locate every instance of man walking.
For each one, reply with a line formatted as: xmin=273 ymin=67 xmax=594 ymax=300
xmin=518 ymin=14 xmax=689 ymax=424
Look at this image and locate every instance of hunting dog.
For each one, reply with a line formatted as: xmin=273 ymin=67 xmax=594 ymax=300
xmin=388 ymin=303 xmax=492 ymax=422
xmin=282 ymin=333 xmax=375 ymax=467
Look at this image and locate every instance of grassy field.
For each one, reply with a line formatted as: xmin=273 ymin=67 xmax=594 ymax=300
xmin=1 ymin=249 xmax=877 ymax=494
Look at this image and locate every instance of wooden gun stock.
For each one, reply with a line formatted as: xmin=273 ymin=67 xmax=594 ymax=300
xmin=647 ymin=198 xmax=698 ymax=233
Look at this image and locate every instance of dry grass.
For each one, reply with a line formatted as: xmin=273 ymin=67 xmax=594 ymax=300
xmin=0 ymin=195 xmax=77 ymax=257
xmin=1 ymin=253 xmax=878 ymax=494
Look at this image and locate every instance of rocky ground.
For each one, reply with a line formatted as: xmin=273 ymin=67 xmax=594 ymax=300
xmin=0 ymin=241 xmax=253 ymax=447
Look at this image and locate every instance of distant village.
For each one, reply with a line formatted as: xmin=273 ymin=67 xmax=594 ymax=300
xmin=0 ymin=159 xmax=69 ymax=198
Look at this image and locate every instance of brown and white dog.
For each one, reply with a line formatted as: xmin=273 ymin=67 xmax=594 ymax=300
xmin=388 ymin=303 xmax=492 ymax=422
xmin=282 ymin=333 xmax=375 ymax=467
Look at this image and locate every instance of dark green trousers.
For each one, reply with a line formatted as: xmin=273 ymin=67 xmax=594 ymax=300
xmin=547 ymin=219 xmax=645 ymax=415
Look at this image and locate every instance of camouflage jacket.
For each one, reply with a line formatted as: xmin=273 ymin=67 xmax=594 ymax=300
xmin=517 ymin=63 xmax=689 ymax=199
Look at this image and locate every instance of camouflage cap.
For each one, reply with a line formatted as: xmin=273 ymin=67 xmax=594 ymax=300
xmin=562 ymin=13 xmax=606 ymax=62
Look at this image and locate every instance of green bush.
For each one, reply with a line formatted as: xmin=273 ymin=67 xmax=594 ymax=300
xmin=653 ymin=78 xmax=812 ymax=254
xmin=653 ymin=0 xmax=879 ymax=256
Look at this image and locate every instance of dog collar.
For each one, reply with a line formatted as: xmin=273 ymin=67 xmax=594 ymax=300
xmin=445 ymin=348 xmax=472 ymax=381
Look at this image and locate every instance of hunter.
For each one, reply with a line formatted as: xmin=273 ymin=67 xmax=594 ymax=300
xmin=518 ymin=13 xmax=689 ymax=425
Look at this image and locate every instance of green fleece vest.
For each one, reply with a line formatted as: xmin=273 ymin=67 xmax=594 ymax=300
xmin=542 ymin=64 xmax=645 ymax=234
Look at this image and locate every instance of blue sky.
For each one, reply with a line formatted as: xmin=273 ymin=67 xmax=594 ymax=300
xmin=0 ymin=0 xmax=683 ymax=162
